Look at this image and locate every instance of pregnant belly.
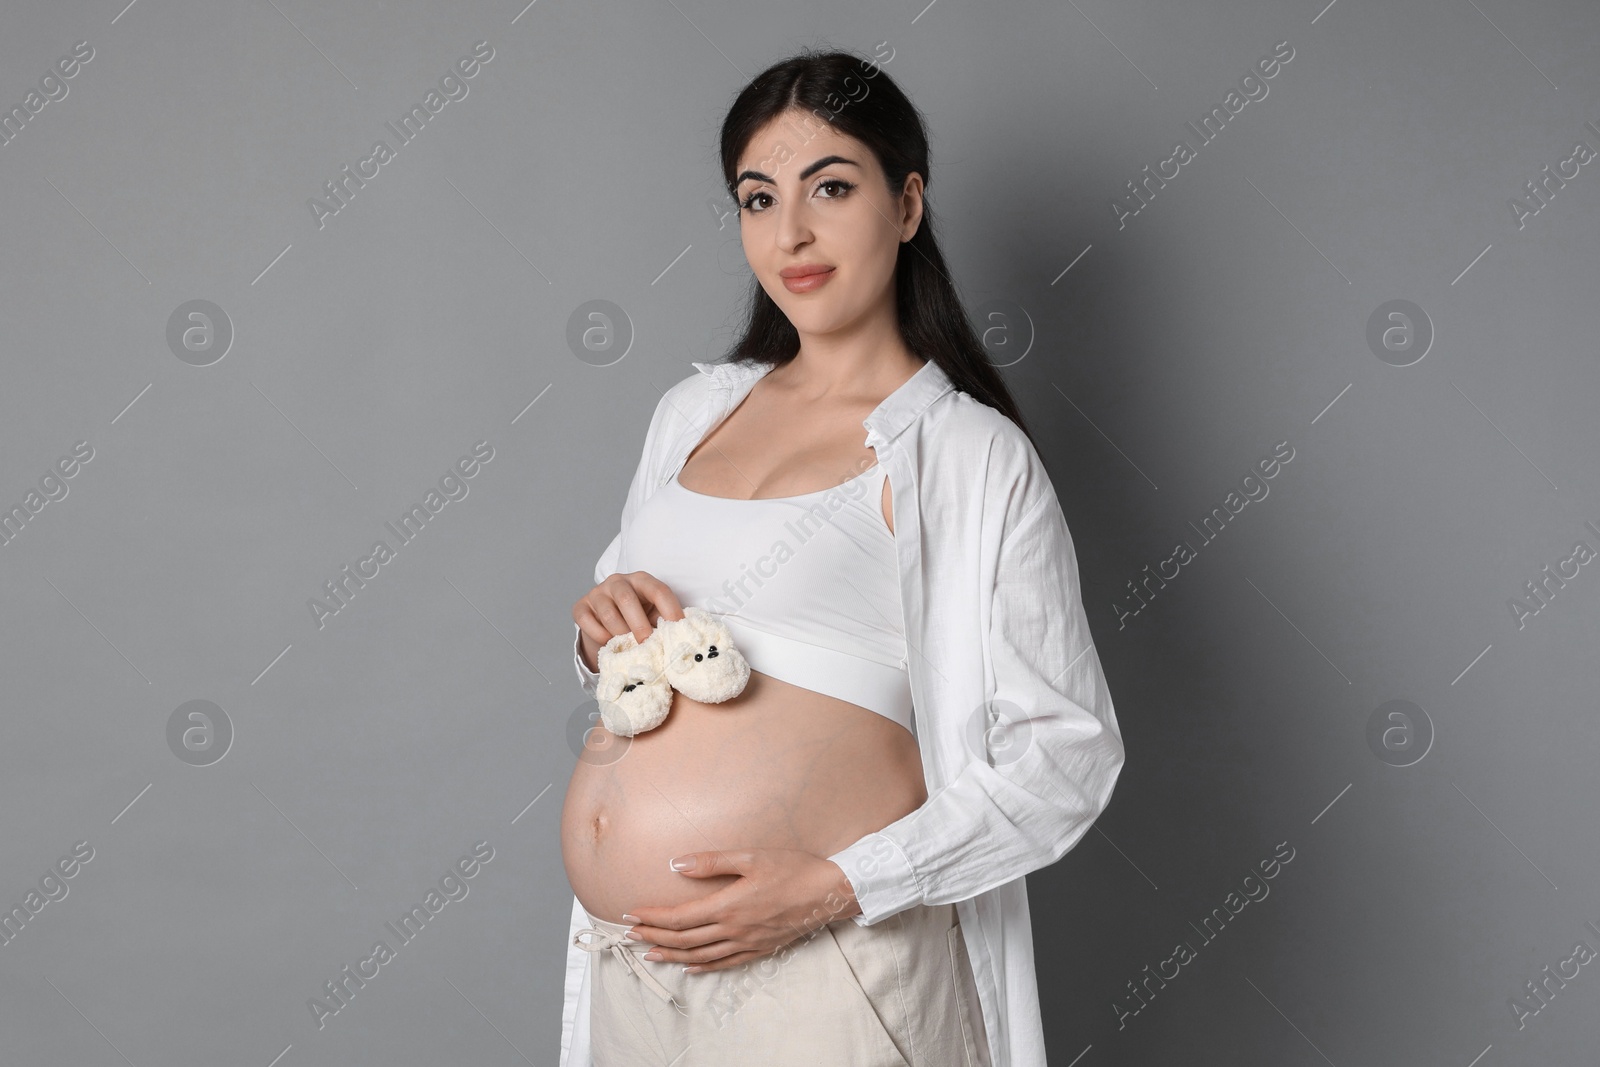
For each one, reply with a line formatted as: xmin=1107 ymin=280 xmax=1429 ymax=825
xmin=561 ymin=669 xmax=927 ymax=926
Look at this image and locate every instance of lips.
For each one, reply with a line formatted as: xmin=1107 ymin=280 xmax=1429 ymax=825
xmin=780 ymin=265 xmax=833 ymax=278
xmin=780 ymin=266 xmax=835 ymax=293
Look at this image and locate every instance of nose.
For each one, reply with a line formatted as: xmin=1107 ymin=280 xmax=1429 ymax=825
xmin=775 ymin=198 xmax=813 ymax=253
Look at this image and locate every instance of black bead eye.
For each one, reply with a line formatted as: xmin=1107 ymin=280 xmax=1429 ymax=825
xmin=622 ymin=683 xmax=636 ymax=692
xmin=693 ymin=652 xmax=703 ymax=662
xmin=708 ymin=645 xmax=718 ymax=652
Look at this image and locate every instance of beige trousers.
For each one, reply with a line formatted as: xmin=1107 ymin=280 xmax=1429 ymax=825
xmin=576 ymin=901 xmax=992 ymax=1066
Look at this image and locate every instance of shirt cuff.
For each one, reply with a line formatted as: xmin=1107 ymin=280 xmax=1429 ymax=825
xmin=826 ymin=831 xmax=922 ymax=927
xmin=573 ymin=623 xmax=600 ymax=697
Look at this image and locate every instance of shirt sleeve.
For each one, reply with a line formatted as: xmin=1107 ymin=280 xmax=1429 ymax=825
xmin=826 ymin=483 xmax=1126 ymax=926
xmin=571 ymin=532 xmax=621 ymax=697
xmin=573 ymin=621 xmax=604 ymax=698
xmin=572 ymin=375 xmax=691 ymax=696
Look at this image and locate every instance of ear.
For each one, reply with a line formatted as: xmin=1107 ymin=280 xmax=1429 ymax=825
xmin=638 ymin=627 xmax=669 ymax=665
xmin=695 ymin=612 xmax=731 ymax=646
xmin=657 ymin=611 xmax=692 ymax=648
xmin=898 ymin=172 xmax=926 ymax=243
xmin=694 ymin=606 xmax=727 ymax=641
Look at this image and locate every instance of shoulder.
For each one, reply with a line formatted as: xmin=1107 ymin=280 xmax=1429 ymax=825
xmin=658 ymin=366 xmax=712 ymax=419
xmin=634 ymin=360 xmax=766 ymax=472
xmin=636 ymin=364 xmax=718 ymax=447
xmin=926 ymin=388 xmax=1029 ymax=458
xmin=650 ymin=358 xmax=776 ymax=436
xmin=922 ymin=387 xmax=1057 ymax=522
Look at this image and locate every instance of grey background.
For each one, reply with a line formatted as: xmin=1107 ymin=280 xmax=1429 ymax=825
xmin=1 ymin=0 xmax=1596 ymax=1064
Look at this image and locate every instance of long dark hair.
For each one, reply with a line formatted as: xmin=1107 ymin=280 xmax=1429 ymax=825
xmin=716 ymin=47 xmax=1037 ymax=451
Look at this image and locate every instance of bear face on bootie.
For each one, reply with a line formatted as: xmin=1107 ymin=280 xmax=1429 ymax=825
xmin=594 ymin=630 xmax=672 ymax=737
xmin=657 ymin=607 xmax=750 ymax=704
xmin=594 ymin=607 xmax=750 ymax=736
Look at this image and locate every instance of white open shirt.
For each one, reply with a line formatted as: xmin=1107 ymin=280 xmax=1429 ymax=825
xmin=563 ymin=356 xmax=1125 ymax=1067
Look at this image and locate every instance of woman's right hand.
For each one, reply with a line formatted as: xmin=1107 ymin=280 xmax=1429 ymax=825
xmin=573 ymin=571 xmax=686 ymax=674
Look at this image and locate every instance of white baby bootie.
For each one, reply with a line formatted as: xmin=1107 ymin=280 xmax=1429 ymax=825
xmin=656 ymin=607 xmax=750 ymax=704
xmin=594 ymin=629 xmax=673 ymax=737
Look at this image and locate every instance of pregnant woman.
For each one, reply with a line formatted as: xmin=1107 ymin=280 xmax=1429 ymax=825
xmin=560 ymin=49 xmax=1125 ymax=1067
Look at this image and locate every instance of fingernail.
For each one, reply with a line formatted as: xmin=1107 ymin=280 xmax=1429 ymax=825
xmin=621 ymin=913 xmax=641 ymax=923
xmin=683 ymin=965 xmax=701 ymax=974
xmin=669 ymin=856 xmax=695 ymax=872
xmin=624 ymin=930 xmax=643 ymax=940
xmin=644 ymin=950 xmax=663 ymax=961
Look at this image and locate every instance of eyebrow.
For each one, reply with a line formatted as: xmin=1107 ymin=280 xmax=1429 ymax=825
xmin=735 ymin=154 xmax=859 ymax=189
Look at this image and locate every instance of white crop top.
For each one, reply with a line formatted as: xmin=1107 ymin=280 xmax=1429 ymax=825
xmin=616 ymin=457 xmax=914 ymax=735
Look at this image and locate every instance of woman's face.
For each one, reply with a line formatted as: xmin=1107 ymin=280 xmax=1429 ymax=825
xmin=733 ymin=110 xmax=923 ymax=339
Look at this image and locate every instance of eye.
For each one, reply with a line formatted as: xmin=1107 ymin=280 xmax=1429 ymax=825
xmin=622 ymin=683 xmax=636 ymax=692
xmin=738 ymin=178 xmax=856 ymax=214
xmin=815 ymin=178 xmax=855 ymax=200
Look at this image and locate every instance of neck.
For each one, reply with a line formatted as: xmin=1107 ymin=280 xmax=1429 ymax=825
xmin=781 ymin=318 xmax=924 ymax=402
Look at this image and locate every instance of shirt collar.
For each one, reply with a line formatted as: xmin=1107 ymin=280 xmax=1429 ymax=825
xmin=690 ymin=357 xmax=953 ymax=449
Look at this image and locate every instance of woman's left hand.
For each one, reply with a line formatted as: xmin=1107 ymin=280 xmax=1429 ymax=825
xmin=622 ymin=848 xmax=861 ymax=972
